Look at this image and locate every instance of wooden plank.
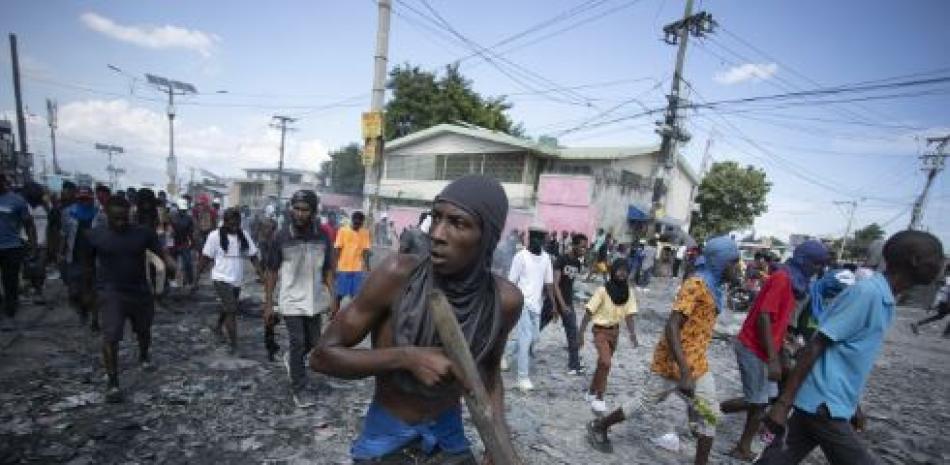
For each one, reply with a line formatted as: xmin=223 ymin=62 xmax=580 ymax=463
xmin=428 ymin=290 xmax=523 ymax=465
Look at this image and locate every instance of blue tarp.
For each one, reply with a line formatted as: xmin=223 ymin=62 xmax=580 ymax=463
xmin=627 ymin=205 xmax=648 ymax=221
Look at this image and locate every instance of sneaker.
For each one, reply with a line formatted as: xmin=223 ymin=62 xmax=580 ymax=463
xmin=586 ymin=420 xmax=613 ymax=453
xmin=105 ymin=386 xmax=124 ymax=404
xmin=292 ymin=390 xmax=316 ymax=408
xmin=516 ymin=378 xmax=534 ymax=392
xmin=591 ymin=399 xmax=607 ymax=414
xmin=568 ymin=367 xmax=586 ymax=376
xmin=140 ymin=360 xmax=156 ymax=372
xmin=499 ymin=357 xmax=509 ymax=372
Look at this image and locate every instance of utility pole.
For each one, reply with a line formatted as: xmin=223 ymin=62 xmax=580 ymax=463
xmin=144 ymin=73 xmax=197 ymax=198
xmin=95 ymin=143 xmax=124 ymax=191
xmin=363 ymin=0 xmax=392 ymax=227
xmin=652 ymin=0 xmax=715 ymax=229
xmin=686 ymin=136 xmax=714 ymax=232
xmin=9 ymin=33 xmax=29 ymax=183
xmin=833 ymin=199 xmax=860 ymax=261
xmin=909 ymin=135 xmax=949 ymax=230
xmin=46 ymin=99 xmax=60 ymax=175
xmin=271 ymin=115 xmax=297 ymax=213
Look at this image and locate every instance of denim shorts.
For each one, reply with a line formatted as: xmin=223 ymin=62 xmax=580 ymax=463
xmin=734 ymin=338 xmax=777 ymax=405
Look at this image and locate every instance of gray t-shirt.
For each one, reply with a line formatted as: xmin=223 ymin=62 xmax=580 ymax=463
xmin=263 ymin=224 xmax=333 ymax=317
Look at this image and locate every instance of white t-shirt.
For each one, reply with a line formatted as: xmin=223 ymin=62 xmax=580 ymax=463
xmin=675 ymin=245 xmax=687 ymax=260
xmin=202 ymin=229 xmax=259 ymax=286
xmin=508 ymin=249 xmax=553 ymax=313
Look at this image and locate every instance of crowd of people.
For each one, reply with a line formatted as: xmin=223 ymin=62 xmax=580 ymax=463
xmin=0 ymin=172 xmax=945 ymax=464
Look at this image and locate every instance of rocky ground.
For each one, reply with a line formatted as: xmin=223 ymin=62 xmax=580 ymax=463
xmin=0 ymin=269 xmax=948 ymax=464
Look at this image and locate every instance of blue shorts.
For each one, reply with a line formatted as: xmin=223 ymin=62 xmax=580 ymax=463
xmin=336 ymin=271 xmax=366 ymax=298
xmin=735 ymin=338 xmax=777 ymax=405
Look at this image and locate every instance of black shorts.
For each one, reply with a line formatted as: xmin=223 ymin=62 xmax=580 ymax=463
xmin=99 ymin=291 xmax=154 ymax=344
xmin=213 ymin=281 xmax=241 ymax=314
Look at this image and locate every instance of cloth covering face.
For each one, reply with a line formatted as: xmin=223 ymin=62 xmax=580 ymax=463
xmin=696 ymin=235 xmax=740 ymax=313
xmin=390 ymin=175 xmax=509 ymax=398
xmin=783 ymin=240 xmax=830 ymax=297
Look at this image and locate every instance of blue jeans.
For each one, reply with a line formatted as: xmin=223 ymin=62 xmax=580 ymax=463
xmin=506 ymin=305 xmax=541 ymax=379
xmin=176 ymin=249 xmax=194 ymax=285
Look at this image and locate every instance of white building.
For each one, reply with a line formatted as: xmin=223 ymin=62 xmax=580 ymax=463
xmin=376 ymin=123 xmax=700 ymax=241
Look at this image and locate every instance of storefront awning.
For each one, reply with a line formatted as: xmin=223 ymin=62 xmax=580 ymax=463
xmin=627 ymin=205 xmax=649 ymax=221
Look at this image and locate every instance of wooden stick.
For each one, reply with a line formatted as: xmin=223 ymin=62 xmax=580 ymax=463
xmin=428 ymin=290 xmax=523 ymax=465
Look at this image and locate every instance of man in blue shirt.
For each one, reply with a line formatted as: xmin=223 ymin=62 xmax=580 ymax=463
xmin=0 ymin=174 xmax=37 ymax=319
xmin=756 ymin=230 xmax=944 ymax=465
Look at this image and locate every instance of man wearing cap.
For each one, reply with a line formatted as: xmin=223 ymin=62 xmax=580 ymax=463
xmin=312 ymin=175 xmax=522 ymax=464
xmin=60 ymin=185 xmax=99 ymax=330
xmin=262 ymin=190 xmax=335 ymax=408
xmin=0 ymin=174 xmax=36 ymax=320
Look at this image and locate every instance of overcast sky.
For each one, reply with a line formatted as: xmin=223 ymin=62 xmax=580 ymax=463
xmin=1 ymin=0 xmax=948 ymax=245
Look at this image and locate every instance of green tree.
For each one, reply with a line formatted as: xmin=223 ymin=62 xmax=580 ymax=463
xmin=691 ymin=161 xmax=771 ymax=240
xmin=845 ymin=222 xmax=885 ymax=259
xmin=319 ymin=143 xmax=365 ymax=195
xmin=384 ymin=63 xmax=523 ymax=140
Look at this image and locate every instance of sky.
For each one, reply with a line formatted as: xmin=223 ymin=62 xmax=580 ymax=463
xmin=1 ymin=0 xmax=948 ymax=246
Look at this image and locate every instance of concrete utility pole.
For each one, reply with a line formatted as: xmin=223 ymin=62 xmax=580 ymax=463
xmin=652 ymin=0 xmax=715 ymax=228
xmin=46 ymin=99 xmax=60 ymax=175
xmin=834 ymin=199 xmax=860 ymax=261
xmin=144 ymin=73 xmax=197 ymax=197
xmin=9 ymin=33 xmax=29 ymax=183
xmin=95 ymin=143 xmax=125 ymax=191
xmin=685 ymin=136 xmax=714 ymax=232
xmin=909 ymin=135 xmax=949 ymax=230
xmin=363 ymin=0 xmax=392 ymax=226
xmin=271 ymin=115 xmax=297 ymax=213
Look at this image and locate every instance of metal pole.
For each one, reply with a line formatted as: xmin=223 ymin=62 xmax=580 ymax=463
xmin=365 ymin=0 xmax=392 ymax=226
xmin=47 ymin=99 xmax=59 ymax=175
xmin=167 ymin=89 xmax=177 ymax=196
xmin=10 ymin=33 xmax=28 ymax=181
xmin=834 ymin=200 xmax=858 ymax=261
xmin=277 ymin=121 xmax=287 ymax=211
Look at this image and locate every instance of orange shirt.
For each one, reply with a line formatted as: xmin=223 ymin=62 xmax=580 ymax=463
xmin=334 ymin=226 xmax=371 ymax=272
xmin=651 ymin=277 xmax=718 ymax=380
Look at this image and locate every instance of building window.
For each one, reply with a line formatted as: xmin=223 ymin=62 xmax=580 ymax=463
xmin=386 ymin=152 xmax=526 ymax=183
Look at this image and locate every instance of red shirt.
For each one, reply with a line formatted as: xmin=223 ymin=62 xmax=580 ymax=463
xmin=737 ymin=269 xmax=796 ymax=361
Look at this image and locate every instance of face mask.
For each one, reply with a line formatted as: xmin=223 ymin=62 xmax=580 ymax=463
xmin=528 ymin=238 xmax=543 ymax=255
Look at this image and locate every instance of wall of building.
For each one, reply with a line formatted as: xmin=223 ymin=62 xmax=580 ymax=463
xmin=386 ymin=206 xmax=535 ymax=246
xmin=378 ymin=179 xmax=536 ymax=209
xmin=319 ymin=192 xmax=362 ymax=210
xmin=535 ymin=174 xmax=596 ymax=237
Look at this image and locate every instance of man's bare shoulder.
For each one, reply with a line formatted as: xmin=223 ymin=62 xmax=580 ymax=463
xmin=494 ymin=275 xmax=523 ymax=320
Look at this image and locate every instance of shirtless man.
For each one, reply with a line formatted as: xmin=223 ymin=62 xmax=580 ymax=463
xmin=312 ymin=175 xmax=522 ymax=464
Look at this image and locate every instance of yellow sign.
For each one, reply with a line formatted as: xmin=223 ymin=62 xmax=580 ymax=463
xmin=362 ymin=138 xmax=379 ymax=167
xmin=361 ymin=111 xmax=384 ymax=139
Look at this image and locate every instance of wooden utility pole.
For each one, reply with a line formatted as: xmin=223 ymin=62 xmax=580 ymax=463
xmin=651 ymin=1 xmax=714 ymax=228
xmin=363 ymin=0 xmax=392 ymax=227
xmin=909 ymin=135 xmax=949 ymax=230
xmin=271 ymin=115 xmax=297 ymax=213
